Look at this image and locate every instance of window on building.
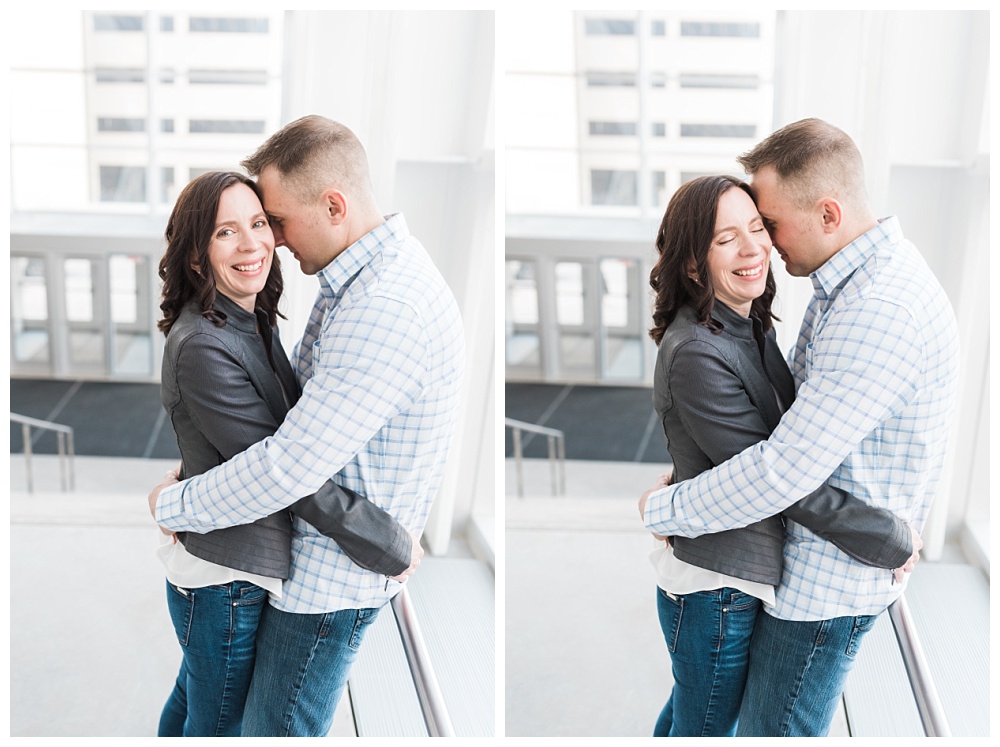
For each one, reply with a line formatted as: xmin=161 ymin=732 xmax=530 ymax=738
xmin=188 ymin=69 xmax=268 ymax=85
xmin=95 ymin=68 xmax=145 ymax=83
xmin=681 ymin=21 xmax=760 ymax=38
xmin=97 ymin=118 xmax=146 ymax=133
xmin=161 ymin=167 xmax=175 ymax=205
xmin=652 ymin=122 xmax=666 ymax=137
xmin=94 ymin=14 xmax=143 ymax=31
xmin=680 ymin=171 xmax=718 ymax=184
xmin=652 ymin=171 xmax=666 ymax=206
xmin=188 ymin=119 xmax=266 ymax=134
xmin=161 ymin=119 xmax=174 ymax=133
xmin=651 ymin=20 xmax=666 ymax=36
xmin=100 ymin=166 xmax=146 ymax=202
xmin=680 ymin=73 xmax=759 ymax=89
xmin=589 ymin=121 xmax=637 ymax=137
xmin=189 ymin=17 xmax=269 ymax=33
xmin=160 ymin=16 xmax=174 ymax=32
xmin=591 ymin=169 xmax=637 ymax=206
xmin=650 ymin=72 xmax=667 ymax=88
xmin=585 ymin=19 xmax=635 ymax=36
xmin=586 ymin=72 xmax=636 ymax=87
xmin=680 ymin=123 xmax=757 ymax=138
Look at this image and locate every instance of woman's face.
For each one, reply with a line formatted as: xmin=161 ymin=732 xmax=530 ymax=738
xmin=705 ymin=187 xmax=772 ymax=317
xmin=207 ymin=183 xmax=275 ymax=313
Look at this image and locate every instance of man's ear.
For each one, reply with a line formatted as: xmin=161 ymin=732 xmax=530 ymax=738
xmin=818 ymin=198 xmax=843 ymax=234
xmin=321 ymin=188 xmax=348 ymax=226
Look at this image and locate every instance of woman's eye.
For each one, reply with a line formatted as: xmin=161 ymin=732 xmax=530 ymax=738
xmin=217 ymin=228 xmax=234 ymax=238
xmin=253 ymin=219 xmax=267 ymax=228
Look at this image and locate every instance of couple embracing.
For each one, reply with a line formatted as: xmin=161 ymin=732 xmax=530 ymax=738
xmin=148 ymin=115 xmax=465 ymax=737
xmin=641 ymin=118 xmax=958 ymax=737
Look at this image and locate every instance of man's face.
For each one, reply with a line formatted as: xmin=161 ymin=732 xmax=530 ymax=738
xmin=256 ymin=166 xmax=337 ymax=276
xmin=751 ymin=165 xmax=828 ymax=277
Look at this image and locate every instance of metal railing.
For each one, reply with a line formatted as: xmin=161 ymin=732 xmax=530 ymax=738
xmin=888 ymin=596 xmax=952 ymax=737
xmin=504 ymin=418 xmax=565 ymax=497
xmin=390 ymin=586 xmax=455 ymax=737
xmin=10 ymin=413 xmax=75 ymax=493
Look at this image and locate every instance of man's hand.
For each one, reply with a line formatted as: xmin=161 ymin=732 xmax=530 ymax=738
xmin=390 ymin=531 xmax=425 ymax=583
xmin=893 ymin=523 xmax=923 ymax=583
xmin=149 ymin=466 xmax=180 ymax=540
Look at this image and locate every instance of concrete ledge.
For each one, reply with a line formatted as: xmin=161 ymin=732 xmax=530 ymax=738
xmin=506 ymin=494 xmax=645 ymax=532
xmin=11 ymin=492 xmax=152 ymax=526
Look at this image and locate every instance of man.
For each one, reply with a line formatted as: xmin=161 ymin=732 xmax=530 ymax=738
xmin=149 ymin=115 xmax=465 ymax=736
xmin=640 ymin=118 xmax=959 ymax=736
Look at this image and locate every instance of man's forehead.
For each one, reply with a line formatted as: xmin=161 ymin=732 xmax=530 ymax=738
xmin=748 ymin=171 xmax=781 ymax=213
xmin=256 ymin=170 xmax=291 ymax=212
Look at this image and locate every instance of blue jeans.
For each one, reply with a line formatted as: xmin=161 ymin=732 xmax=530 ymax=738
xmin=241 ymin=602 xmax=382 ymax=736
xmin=158 ymin=579 xmax=268 ymax=737
xmin=735 ymin=609 xmax=880 ymax=736
xmin=654 ymin=586 xmax=761 ymax=737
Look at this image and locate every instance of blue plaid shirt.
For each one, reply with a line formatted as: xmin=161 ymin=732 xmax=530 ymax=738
xmin=157 ymin=213 xmax=465 ymax=614
xmin=644 ymin=217 xmax=959 ymax=621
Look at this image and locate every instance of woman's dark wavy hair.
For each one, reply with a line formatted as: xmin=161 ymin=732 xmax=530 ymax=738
xmin=649 ymin=175 xmax=777 ymax=345
xmin=158 ymin=171 xmax=283 ymax=336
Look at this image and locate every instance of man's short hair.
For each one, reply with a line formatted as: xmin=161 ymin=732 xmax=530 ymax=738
xmin=736 ymin=118 xmax=869 ymax=211
xmin=242 ymin=115 xmax=374 ymax=204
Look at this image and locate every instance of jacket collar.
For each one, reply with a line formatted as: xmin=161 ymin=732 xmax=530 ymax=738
xmin=212 ymin=292 xmax=260 ymax=334
xmin=710 ymin=299 xmax=756 ymax=340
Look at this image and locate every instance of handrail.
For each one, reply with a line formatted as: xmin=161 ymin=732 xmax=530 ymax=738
xmin=887 ymin=596 xmax=952 ymax=737
xmin=504 ymin=417 xmax=565 ymax=497
xmin=390 ymin=586 xmax=455 ymax=737
xmin=10 ymin=412 xmax=75 ymax=493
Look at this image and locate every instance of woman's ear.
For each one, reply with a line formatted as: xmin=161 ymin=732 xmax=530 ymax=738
xmin=687 ymin=262 xmax=700 ymax=285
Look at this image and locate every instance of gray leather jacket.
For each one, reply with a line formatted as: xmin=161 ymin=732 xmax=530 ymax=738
xmin=161 ymin=294 xmax=411 ymax=579
xmin=653 ymin=302 xmax=912 ymax=585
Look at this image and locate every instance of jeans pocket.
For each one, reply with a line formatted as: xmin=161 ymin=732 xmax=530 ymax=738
xmin=348 ymin=607 xmax=380 ymax=650
xmin=657 ymin=587 xmax=684 ymax=654
xmin=234 ymin=583 xmax=268 ymax=607
xmin=845 ymin=613 xmax=878 ymax=658
xmin=166 ymin=582 xmax=196 ymax=647
xmin=725 ymin=590 xmax=760 ymax=613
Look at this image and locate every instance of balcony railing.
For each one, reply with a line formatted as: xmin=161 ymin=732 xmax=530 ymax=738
xmin=390 ymin=585 xmax=456 ymax=737
xmin=888 ymin=595 xmax=952 ymax=736
xmin=10 ymin=413 xmax=75 ymax=493
xmin=505 ymin=418 xmax=565 ymax=497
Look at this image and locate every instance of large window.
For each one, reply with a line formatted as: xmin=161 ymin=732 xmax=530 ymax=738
xmin=506 ymin=10 xmax=775 ymax=217
xmin=189 ymin=17 xmax=269 ymax=33
xmin=94 ymin=14 xmax=143 ymax=31
xmin=10 ymin=10 xmax=284 ymax=212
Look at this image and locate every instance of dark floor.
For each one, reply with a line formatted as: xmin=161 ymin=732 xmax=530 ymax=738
xmin=10 ymin=378 xmax=180 ymax=459
xmin=12 ymin=378 xmax=668 ymax=465
xmin=505 ymin=382 xmax=669 ymax=463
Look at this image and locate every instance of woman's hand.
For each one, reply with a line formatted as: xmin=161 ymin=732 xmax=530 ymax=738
xmin=639 ymin=472 xmax=674 ymax=541
xmin=390 ymin=531 xmax=425 ymax=583
xmin=892 ymin=523 xmax=923 ymax=583
xmin=149 ymin=464 xmax=181 ymax=541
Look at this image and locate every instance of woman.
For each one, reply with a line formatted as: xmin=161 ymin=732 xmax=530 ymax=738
xmin=644 ymin=175 xmax=915 ymax=737
xmin=156 ymin=171 xmax=413 ymax=737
